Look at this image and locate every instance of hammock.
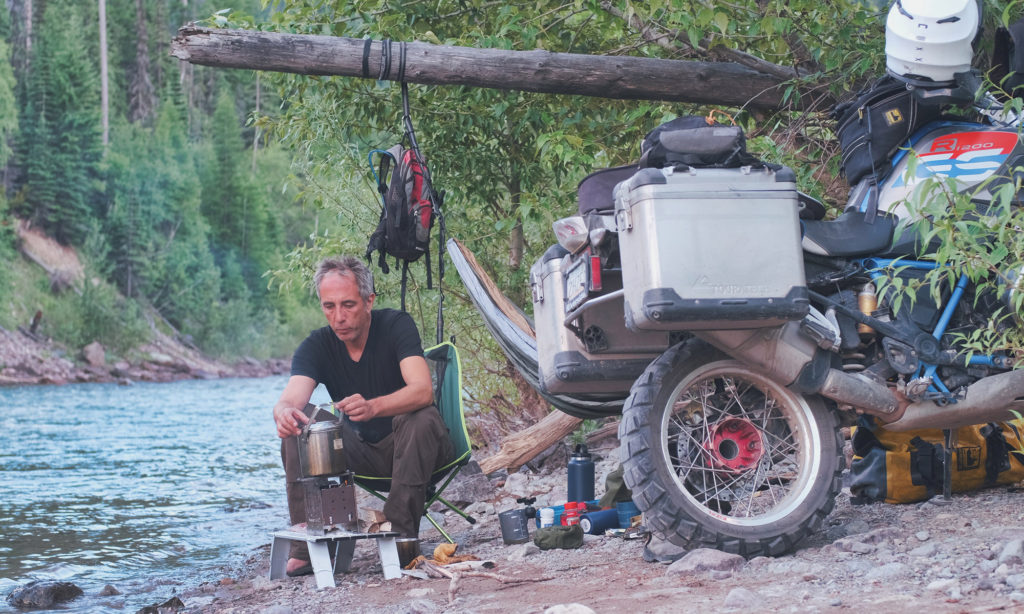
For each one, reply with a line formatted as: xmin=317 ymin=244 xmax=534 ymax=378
xmin=446 ymin=238 xmax=624 ymax=419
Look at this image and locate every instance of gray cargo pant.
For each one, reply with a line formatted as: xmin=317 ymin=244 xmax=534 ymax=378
xmin=281 ymin=404 xmax=453 ymax=561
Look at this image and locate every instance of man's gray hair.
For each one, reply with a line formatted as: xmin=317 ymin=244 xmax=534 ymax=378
xmin=313 ymin=257 xmax=375 ymax=301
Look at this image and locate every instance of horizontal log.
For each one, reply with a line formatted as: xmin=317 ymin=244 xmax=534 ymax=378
xmin=172 ymin=25 xmax=790 ymax=108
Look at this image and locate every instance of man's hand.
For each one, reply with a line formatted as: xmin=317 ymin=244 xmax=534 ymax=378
xmin=337 ymin=394 xmax=376 ymax=422
xmin=273 ymin=375 xmax=317 ymax=438
xmin=274 ymin=405 xmax=309 ymax=438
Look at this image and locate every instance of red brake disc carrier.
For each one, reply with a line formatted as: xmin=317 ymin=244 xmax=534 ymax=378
xmin=703 ymin=418 xmax=764 ymax=472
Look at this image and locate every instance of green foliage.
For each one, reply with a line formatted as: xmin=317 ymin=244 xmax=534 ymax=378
xmin=47 ymin=277 xmax=150 ymax=353
xmin=0 ymin=0 xmax=321 ymax=363
xmin=199 ymin=90 xmax=285 ymax=305
xmin=250 ymin=0 xmax=891 ymax=418
xmin=104 ymin=99 xmax=224 ymax=330
xmin=890 ymin=167 xmax=1024 ymax=360
xmin=0 ymin=38 xmax=16 ymax=169
xmin=18 ymin=0 xmax=103 ymax=245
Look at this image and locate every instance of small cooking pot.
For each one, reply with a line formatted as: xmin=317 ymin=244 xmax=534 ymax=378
xmin=297 ymin=418 xmax=347 ymax=478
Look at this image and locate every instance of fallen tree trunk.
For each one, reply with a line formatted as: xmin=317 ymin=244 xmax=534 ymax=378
xmin=172 ymin=25 xmax=793 ymax=109
xmin=478 ymin=410 xmax=582 ymax=475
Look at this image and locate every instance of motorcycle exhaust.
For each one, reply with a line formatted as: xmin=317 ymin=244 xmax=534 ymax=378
xmin=881 ymin=369 xmax=1024 ymax=432
xmin=698 ymin=323 xmax=1024 ymax=431
xmin=696 ymin=323 xmax=901 ymax=416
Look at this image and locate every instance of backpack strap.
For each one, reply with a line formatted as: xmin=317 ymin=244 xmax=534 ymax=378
xmin=909 ymin=436 xmax=944 ymax=498
xmin=981 ymin=423 xmax=1012 ymax=485
xmin=863 ymin=108 xmax=880 ymax=223
xmin=399 ymin=81 xmax=447 ymax=341
xmin=400 ymin=259 xmax=410 ymax=312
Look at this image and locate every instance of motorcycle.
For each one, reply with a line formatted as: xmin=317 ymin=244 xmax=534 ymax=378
xmin=447 ymin=71 xmax=1024 ymax=557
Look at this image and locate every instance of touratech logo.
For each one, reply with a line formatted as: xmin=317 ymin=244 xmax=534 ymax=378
xmin=957 ymin=445 xmax=982 ymax=471
xmin=883 ymin=108 xmax=904 ymax=126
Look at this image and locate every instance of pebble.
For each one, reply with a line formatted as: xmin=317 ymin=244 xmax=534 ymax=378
xmin=503 ymin=472 xmax=531 ymax=497
xmin=831 ymin=538 xmax=875 ymax=554
xmin=665 ymin=548 xmax=745 ymax=575
xmin=909 ymin=543 xmax=937 ymax=557
xmin=544 ymin=604 xmax=596 ymax=614
xmin=406 ymin=598 xmax=441 ymax=614
xmin=864 ymin=562 xmax=908 ymax=581
xmin=1005 ymin=574 xmax=1024 ymax=590
xmin=507 ymin=542 xmax=540 ymax=561
xmin=998 ymin=539 xmax=1024 ymax=566
xmin=723 ymin=587 xmax=760 ymax=609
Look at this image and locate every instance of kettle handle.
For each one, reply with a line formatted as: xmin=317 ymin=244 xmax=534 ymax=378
xmin=300 ymin=402 xmax=339 ymax=441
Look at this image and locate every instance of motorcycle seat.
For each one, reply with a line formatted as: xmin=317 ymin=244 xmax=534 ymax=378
xmin=801 ymin=210 xmax=896 ymax=257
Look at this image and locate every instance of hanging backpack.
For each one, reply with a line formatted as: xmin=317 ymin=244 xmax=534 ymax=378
xmin=365 ymin=83 xmax=446 ymax=314
xmin=366 ymin=144 xmax=437 ymax=267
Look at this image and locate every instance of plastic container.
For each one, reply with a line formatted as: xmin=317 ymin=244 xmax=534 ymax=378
xmin=563 ymin=501 xmax=580 ymax=526
xmin=539 ymin=508 xmax=555 ymax=528
xmin=568 ymin=444 xmax=595 ymax=502
xmin=534 ymin=500 xmax=600 ymax=528
xmin=616 ymin=501 xmax=640 ymax=528
xmin=579 ymin=508 xmax=619 ymax=535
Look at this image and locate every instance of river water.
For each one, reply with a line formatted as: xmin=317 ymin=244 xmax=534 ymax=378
xmin=0 ymin=376 xmax=329 ymax=612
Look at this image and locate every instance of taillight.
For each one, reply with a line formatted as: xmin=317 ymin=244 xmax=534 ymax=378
xmin=589 ymin=252 xmax=602 ymax=292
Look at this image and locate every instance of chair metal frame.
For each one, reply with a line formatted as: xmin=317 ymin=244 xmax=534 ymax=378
xmin=353 ymin=342 xmax=476 ymax=543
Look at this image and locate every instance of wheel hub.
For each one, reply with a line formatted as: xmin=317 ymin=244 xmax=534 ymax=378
xmin=703 ymin=418 xmax=764 ymax=472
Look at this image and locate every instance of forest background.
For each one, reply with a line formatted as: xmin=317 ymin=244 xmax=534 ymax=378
xmin=1 ymin=0 xmax=1020 ymax=424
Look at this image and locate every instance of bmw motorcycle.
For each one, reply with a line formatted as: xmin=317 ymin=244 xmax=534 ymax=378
xmin=449 ymin=71 xmax=1024 ymax=557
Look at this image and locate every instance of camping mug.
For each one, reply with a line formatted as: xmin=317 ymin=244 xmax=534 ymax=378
xmin=498 ymin=508 xmax=530 ymax=545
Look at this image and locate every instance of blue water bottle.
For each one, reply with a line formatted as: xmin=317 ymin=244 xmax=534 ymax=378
xmin=567 ymin=444 xmax=595 ymax=502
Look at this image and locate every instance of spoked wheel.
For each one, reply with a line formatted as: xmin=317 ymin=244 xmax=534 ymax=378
xmin=619 ymin=340 xmax=843 ymax=557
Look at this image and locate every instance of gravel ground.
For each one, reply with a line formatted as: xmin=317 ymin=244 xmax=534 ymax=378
xmin=164 ymin=445 xmax=1024 ymax=614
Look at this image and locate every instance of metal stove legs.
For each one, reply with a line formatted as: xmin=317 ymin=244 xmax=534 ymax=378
xmin=268 ymin=529 xmax=402 ymax=589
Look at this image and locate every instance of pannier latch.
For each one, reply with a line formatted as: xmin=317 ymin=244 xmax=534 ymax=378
xmin=615 ymin=207 xmax=633 ymax=231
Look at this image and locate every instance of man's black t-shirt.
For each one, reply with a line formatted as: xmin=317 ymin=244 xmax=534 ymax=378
xmin=290 ymin=308 xmax=424 ymax=443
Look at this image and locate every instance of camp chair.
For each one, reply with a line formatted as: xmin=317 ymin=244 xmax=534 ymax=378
xmin=353 ymin=341 xmax=476 ymax=543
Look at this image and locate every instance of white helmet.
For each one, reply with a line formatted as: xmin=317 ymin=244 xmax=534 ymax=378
xmin=885 ymin=0 xmax=980 ymax=85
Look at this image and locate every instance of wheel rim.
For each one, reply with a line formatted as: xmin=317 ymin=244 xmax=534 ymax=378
xmin=659 ymin=360 xmax=822 ymax=527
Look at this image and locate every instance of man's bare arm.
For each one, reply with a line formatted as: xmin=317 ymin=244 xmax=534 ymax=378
xmin=336 ymin=355 xmax=433 ymax=422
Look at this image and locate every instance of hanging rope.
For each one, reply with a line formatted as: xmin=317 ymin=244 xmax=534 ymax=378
xmin=399 ymin=68 xmax=447 ymax=345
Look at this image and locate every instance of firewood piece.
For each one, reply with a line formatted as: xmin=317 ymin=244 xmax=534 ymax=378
xmin=479 ymin=411 xmax=583 ymax=474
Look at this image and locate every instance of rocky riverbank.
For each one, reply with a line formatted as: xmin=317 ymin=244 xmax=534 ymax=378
xmin=22 ymin=435 xmax=1015 ymax=614
xmin=163 ymin=463 xmax=1024 ymax=614
xmin=0 ymin=324 xmax=289 ymax=387
xmin=5 ymin=219 xmax=290 ymax=388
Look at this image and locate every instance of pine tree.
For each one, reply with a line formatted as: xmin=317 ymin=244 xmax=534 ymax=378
xmin=200 ymin=89 xmax=282 ymax=301
xmin=18 ymin=1 xmax=103 ymax=245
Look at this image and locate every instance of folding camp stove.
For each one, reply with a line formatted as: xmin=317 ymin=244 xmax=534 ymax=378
xmin=301 ymin=471 xmax=358 ymax=535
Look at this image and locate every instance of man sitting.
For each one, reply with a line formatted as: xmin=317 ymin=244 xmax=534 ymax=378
xmin=272 ymin=256 xmax=453 ymax=577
